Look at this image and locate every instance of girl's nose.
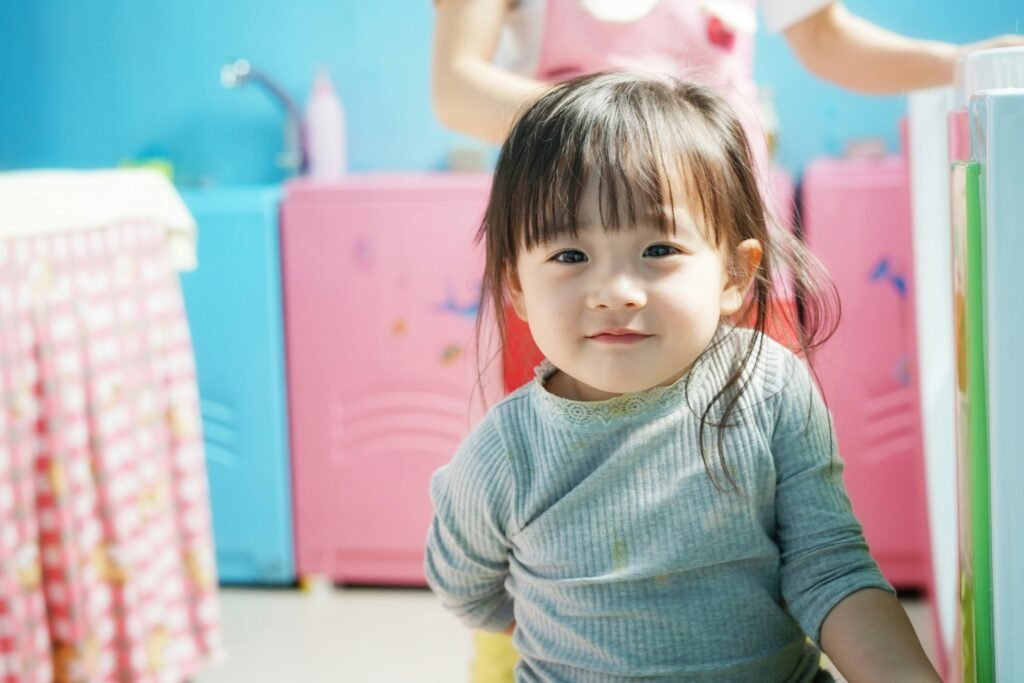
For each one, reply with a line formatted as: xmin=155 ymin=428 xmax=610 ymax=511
xmin=586 ymin=273 xmax=647 ymax=310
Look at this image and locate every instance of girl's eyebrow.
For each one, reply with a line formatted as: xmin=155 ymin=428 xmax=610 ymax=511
xmin=639 ymin=207 xmax=697 ymax=238
xmin=535 ymin=231 xmax=584 ymax=248
xmin=669 ymin=218 xmax=702 ymax=238
xmin=663 ymin=201 xmax=708 ymax=232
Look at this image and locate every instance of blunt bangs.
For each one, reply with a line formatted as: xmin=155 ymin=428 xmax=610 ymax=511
xmin=482 ymin=72 xmax=759 ymax=269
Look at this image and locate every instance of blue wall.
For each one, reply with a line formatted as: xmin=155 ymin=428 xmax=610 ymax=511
xmin=1 ymin=1 xmax=1020 ymax=184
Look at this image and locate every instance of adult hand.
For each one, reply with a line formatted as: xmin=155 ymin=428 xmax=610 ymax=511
xmin=959 ymin=33 xmax=1024 ymax=57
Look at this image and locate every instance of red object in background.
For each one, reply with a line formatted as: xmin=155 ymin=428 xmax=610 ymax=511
xmin=502 ymin=307 xmax=546 ymax=392
xmin=705 ymin=16 xmax=736 ymax=50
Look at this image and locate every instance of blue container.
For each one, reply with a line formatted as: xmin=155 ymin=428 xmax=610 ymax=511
xmin=179 ymin=186 xmax=294 ymax=585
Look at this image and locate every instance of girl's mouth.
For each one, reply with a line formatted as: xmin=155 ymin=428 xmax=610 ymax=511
xmin=587 ymin=330 xmax=652 ymax=345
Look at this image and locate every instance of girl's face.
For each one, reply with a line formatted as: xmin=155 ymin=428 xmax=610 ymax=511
xmin=509 ymin=179 xmax=761 ymax=401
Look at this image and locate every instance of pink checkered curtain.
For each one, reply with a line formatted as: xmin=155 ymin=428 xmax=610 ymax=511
xmin=0 ymin=222 xmax=219 ymax=683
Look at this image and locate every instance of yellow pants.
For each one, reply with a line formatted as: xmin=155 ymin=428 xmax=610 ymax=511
xmin=469 ymin=630 xmax=832 ymax=682
xmin=471 ymin=631 xmax=519 ymax=683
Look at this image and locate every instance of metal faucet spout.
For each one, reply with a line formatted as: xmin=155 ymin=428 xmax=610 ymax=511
xmin=220 ymin=59 xmax=308 ymax=174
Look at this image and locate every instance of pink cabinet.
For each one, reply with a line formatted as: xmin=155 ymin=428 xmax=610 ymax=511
xmin=281 ymin=174 xmax=501 ymax=585
xmin=802 ymin=157 xmax=930 ymax=590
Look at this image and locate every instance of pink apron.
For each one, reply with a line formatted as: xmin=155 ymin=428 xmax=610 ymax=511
xmin=533 ymin=0 xmax=768 ymax=178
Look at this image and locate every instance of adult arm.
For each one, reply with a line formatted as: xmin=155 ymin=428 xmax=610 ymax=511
xmin=784 ymin=2 xmax=1024 ymax=93
xmin=433 ymin=0 xmax=552 ymax=143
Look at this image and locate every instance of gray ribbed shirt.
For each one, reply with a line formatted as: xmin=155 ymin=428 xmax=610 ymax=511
xmin=425 ymin=329 xmax=892 ymax=682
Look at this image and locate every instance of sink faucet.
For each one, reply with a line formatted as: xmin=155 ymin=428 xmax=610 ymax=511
xmin=221 ymin=58 xmax=308 ymax=175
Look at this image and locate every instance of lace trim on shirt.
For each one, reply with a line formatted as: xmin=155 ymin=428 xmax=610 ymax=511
xmin=531 ymin=358 xmax=711 ymax=429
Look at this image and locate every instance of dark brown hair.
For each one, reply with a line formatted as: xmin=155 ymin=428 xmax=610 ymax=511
xmin=476 ymin=72 xmax=838 ymax=490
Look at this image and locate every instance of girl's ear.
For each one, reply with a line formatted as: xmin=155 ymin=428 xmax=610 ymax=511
xmin=507 ymin=267 xmax=529 ymax=322
xmin=720 ymin=238 xmax=763 ymax=316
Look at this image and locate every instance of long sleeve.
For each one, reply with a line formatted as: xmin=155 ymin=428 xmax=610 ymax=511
xmin=424 ymin=416 xmax=517 ymax=632
xmin=771 ymin=353 xmax=894 ymax=643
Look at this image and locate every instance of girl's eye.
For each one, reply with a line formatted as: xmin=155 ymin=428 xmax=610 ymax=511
xmin=644 ymin=244 xmax=681 ymax=258
xmin=551 ymin=250 xmax=587 ymax=264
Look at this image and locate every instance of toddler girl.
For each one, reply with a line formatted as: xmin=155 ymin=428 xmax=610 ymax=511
xmin=425 ymin=72 xmax=938 ymax=682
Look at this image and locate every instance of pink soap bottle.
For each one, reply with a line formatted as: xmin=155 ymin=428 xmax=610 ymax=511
xmin=305 ymin=67 xmax=347 ymax=179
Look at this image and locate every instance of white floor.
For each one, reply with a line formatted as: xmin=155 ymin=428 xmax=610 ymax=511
xmin=194 ymin=585 xmax=937 ymax=683
xmin=194 ymin=584 xmax=472 ymax=683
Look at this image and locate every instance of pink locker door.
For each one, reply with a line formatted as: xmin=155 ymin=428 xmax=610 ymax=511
xmin=802 ymin=157 xmax=930 ymax=590
xmin=281 ymin=174 xmax=500 ymax=585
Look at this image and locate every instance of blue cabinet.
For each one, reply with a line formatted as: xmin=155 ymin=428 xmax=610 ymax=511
xmin=179 ymin=186 xmax=294 ymax=585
